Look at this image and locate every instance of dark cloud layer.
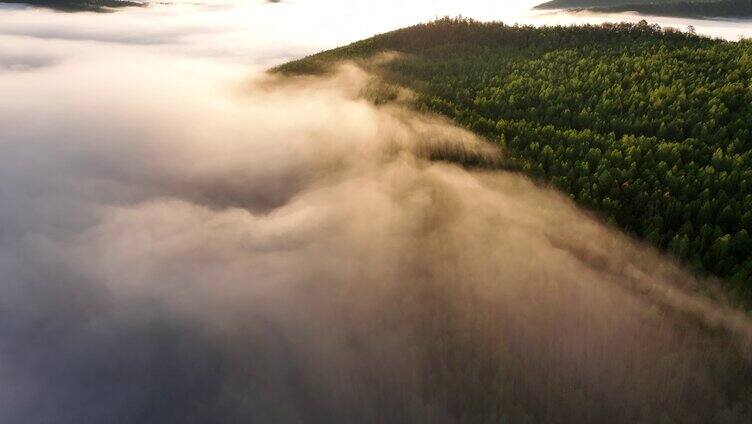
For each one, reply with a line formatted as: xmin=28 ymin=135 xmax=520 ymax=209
xmin=1 ymin=62 xmax=751 ymax=423
xmin=0 ymin=53 xmax=57 ymax=70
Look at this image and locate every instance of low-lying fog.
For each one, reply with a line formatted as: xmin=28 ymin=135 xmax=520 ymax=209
xmin=1 ymin=1 xmax=752 ymax=422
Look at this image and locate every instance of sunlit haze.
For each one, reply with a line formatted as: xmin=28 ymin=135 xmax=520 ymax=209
xmin=2 ymin=0 xmax=752 ymax=422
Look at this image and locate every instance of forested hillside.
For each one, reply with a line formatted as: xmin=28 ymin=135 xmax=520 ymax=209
xmin=536 ymin=0 xmax=752 ymax=19
xmin=278 ymin=18 xmax=752 ymax=295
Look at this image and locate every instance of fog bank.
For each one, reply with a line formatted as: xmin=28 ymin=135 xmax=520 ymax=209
xmin=0 ymin=42 xmax=751 ymax=422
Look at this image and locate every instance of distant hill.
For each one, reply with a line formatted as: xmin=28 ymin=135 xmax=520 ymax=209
xmin=538 ymin=0 xmax=695 ymax=7
xmin=536 ymin=0 xmax=752 ymax=19
xmin=0 ymin=0 xmax=144 ymax=12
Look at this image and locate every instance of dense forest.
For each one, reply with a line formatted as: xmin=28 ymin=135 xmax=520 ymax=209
xmin=0 ymin=0 xmax=142 ymax=12
xmin=537 ymin=0 xmax=752 ymax=19
xmin=278 ymin=18 xmax=752 ymax=296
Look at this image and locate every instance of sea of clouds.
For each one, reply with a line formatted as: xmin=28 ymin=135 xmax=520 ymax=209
xmin=1 ymin=3 xmax=752 ymax=422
